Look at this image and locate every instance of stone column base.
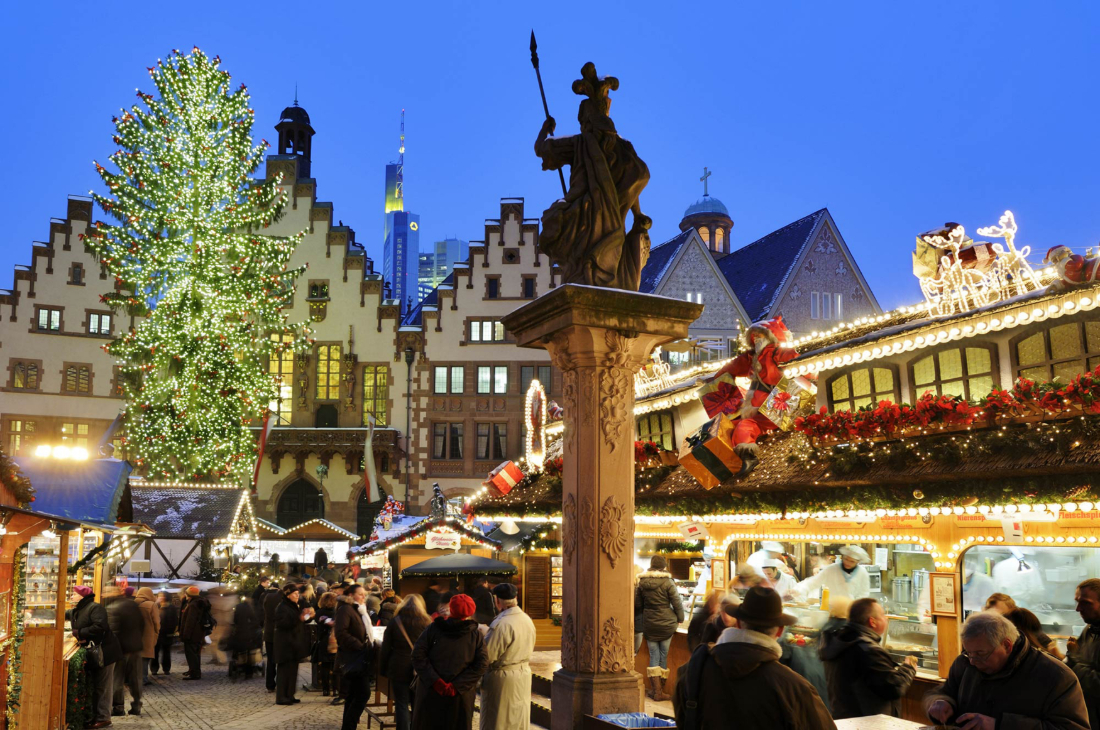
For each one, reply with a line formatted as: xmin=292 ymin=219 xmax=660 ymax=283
xmin=550 ymin=669 xmax=647 ymax=729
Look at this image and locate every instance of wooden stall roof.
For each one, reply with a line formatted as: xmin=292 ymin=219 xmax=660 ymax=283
xmin=129 ymin=483 xmax=252 ymax=539
xmin=258 ymin=518 xmax=357 ymax=540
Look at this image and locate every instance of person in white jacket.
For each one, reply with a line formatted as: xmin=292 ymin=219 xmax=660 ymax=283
xmin=795 ymin=546 xmax=871 ymax=601
xmin=761 ymin=559 xmax=797 ymax=599
xmin=479 ymin=583 xmax=536 ymax=730
xmin=747 ymin=541 xmax=786 ymax=577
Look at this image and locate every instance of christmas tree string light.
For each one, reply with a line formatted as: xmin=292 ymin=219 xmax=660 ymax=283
xmin=83 ymin=48 xmax=311 ymax=482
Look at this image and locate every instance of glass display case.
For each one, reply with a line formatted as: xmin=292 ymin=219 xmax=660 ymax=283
xmin=961 ymin=544 xmax=1096 ymax=654
xmin=550 ymin=556 xmax=563 ymax=617
xmin=24 ymin=533 xmax=63 ymax=627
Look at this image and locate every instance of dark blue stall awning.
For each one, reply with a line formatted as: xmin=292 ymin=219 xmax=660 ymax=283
xmin=13 ymin=457 xmax=131 ymax=526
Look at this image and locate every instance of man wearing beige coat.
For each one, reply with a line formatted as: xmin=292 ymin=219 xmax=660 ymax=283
xmin=479 ymin=583 xmax=536 ymax=730
xmin=134 ymin=588 xmax=160 ymax=685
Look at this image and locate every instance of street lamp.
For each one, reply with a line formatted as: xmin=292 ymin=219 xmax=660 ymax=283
xmin=404 ymin=346 xmax=416 ymax=514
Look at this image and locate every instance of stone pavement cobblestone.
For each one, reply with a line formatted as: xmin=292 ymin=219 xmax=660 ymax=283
xmin=103 ymin=647 xmax=371 ymax=730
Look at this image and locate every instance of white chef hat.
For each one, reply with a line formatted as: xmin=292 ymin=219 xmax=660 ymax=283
xmin=762 ymin=558 xmax=787 ymax=570
xmin=760 ymin=541 xmax=784 ymax=553
xmin=839 ymin=545 xmax=871 ymax=564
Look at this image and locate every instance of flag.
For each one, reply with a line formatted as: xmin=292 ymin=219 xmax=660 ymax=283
xmin=252 ymin=410 xmax=277 ymax=493
xmin=365 ymin=414 xmax=381 ymax=503
xmin=97 ymin=412 xmax=125 ymax=457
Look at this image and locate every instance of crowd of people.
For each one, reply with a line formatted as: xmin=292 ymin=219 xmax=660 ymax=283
xmin=66 ymin=566 xmax=538 ymax=730
xmin=668 ymin=577 xmax=1100 ymax=730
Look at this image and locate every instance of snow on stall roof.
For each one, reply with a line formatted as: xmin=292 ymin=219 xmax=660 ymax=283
xmin=130 ymin=486 xmax=241 ymax=539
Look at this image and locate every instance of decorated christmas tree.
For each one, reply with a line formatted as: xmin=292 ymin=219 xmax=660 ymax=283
xmin=84 ymin=48 xmax=311 ymax=482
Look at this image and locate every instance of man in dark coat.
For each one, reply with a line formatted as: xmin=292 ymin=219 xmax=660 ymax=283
xmin=229 ymin=598 xmax=262 ymax=679
xmin=314 ymin=547 xmax=329 ymax=572
xmin=179 ymin=586 xmax=211 ymax=680
xmin=1067 ymin=578 xmax=1100 ymax=730
xmin=68 ymin=585 xmax=121 ymax=729
xmin=927 ymin=610 xmax=1088 ymax=729
xmin=105 ymin=586 xmax=145 ymax=716
xmin=263 ymin=582 xmax=282 ymax=690
xmin=251 ymin=576 xmax=271 ymax=606
xmin=273 ymin=583 xmax=313 ymax=705
xmin=469 ymin=576 xmax=496 ymax=625
xmin=818 ymin=597 xmax=916 ymax=719
xmin=422 ymin=581 xmax=454 ymax=617
xmin=335 ymin=583 xmax=374 ymax=730
xmin=151 ymin=591 xmax=178 ymax=675
xmin=411 ymin=594 xmax=489 ymax=730
xmin=673 ymin=586 xmax=835 ymax=730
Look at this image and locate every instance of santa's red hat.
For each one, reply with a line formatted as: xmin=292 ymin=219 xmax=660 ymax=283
xmin=1045 ymin=246 xmax=1072 ymax=265
xmin=746 ymin=316 xmax=790 ymax=345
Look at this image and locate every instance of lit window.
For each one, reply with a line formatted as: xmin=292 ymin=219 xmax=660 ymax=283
xmin=361 ymin=364 xmax=389 ymax=426
xmin=828 ymin=367 xmax=898 ymax=412
xmin=1015 ymin=321 xmax=1100 ymax=383
xmin=64 ymin=365 xmax=91 ymax=394
xmin=269 ymin=333 xmax=294 ymax=424
xmin=12 ymin=362 xmax=39 ymax=390
xmin=636 ymin=410 xmax=675 ymax=451
xmin=315 ymin=344 xmax=342 ymax=400
xmin=911 ymin=347 xmax=995 ymax=401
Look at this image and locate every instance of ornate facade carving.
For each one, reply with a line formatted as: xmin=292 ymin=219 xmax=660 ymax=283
xmin=562 ymin=492 xmax=577 ymax=565
xmin=561 ymin=613 xmax=576 ymax=671
xmin=598 ymin=617 xmax=631 ymax=673
xmin=579 ymin=625 xmax=596 ymax=672
xmin=598 ymin=368 xmax=631 ymax=452
xmin=579 ymin=495 xmax=596 ymax=544
xmin=599 ymin=495 xmax=629 ymax=568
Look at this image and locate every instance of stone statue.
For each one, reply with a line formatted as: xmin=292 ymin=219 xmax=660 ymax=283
xmin=430 ymin=482 xmax=447 ymax=518
xmin=535 ymin=62 xmax=651 ymax=291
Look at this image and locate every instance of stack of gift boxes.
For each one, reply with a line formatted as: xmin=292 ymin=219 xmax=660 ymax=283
xmin=680 ymin=375 xmax=817 ymax=489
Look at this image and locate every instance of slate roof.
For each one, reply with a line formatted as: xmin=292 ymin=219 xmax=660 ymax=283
xmin=639 ymin=229 xmax=694 ymax=294
xmin=402 ymin=271 xmax=454 ymax=326
xmin=129 ymin=486 xmax=244 ymax=539
xmin=718 ymin=208 xmax=827 ymax=322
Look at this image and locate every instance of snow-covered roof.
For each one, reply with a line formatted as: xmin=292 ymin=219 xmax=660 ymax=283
xmin=129 ymin=485 xmax=244 ymax=539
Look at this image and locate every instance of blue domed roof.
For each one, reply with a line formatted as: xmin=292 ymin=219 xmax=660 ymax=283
xmin=683 ymin=196 xmax=730 ymax=219
xmin=279 ymin=104 xmax=311 ymax=125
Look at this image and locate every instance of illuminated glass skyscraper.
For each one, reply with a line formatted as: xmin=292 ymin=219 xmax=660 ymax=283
xmin=382 ymin=110 xmax=419 ymax=311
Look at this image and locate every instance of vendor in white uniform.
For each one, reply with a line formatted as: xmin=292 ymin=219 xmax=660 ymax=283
xmin=794 ymin=545 xmax=871 ymax=601
xmin=761 ymin=558 xmax=797 ymax=600
xmin=747 ymin=541 xmax=786 ymax=578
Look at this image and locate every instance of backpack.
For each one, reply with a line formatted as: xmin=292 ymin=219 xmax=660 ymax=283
xmin=680 ymin=642 xmax=713 ymax=730
xmin=201 ymin=604 xmax=217 ymax=636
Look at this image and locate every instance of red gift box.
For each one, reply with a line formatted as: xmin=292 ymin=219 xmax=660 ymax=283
xmin=487 ymin=461 xmax=525 ymax=495
xmin=698 ymin=373 xmax=746 ymax=418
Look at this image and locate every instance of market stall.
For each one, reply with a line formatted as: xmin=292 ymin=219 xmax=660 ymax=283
xmin=4 ymin=454 xmax=132 ymax=730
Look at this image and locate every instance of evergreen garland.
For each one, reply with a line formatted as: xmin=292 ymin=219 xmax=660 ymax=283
xmin=4 ymin=546 xmax=26 ymax=728
xmin=65 ymin=647 xmax=92 ymax=730
xmin=0 ymin=448 xmax=33 ymax=505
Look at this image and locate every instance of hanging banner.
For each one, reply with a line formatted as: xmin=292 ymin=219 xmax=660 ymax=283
xmin=425 ymin=531 xmax=461 ymax=551
xmin=678 ymin=521 xmax=709 ymax=540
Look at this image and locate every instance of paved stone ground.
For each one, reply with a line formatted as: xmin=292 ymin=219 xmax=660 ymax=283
xmin=102 ymin=646 xmax=398 ymax=730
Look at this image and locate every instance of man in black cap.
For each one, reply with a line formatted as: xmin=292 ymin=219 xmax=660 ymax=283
xmin=673 ymin=586 xmax=835 ymax=730
xmin=479 ymin=584 xmax=536 ymax=730
xmin=469 ymin=576 xmax=497 ymax=626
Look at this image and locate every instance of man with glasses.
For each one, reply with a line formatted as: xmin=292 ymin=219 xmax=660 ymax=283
xmin=926 ymin=611 xmax=1087 ymax=730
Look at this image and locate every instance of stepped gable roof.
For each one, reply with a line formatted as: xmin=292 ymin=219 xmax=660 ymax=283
xmin=402 ymin=271 xmax=454 ymax=326
xmin=683 ymin=196 xmax=730 ymax=219
xmin=129 ymin=484 xmax=243 ymax=539
xmin=639 ymin=229 xmax=694 ymax=294
xmin=718 ymin=208 xmax=827 ymax=322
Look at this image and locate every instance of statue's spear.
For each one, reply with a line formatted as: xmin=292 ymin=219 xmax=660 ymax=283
xmin=530 ymin=31 xmax=568 ymax=197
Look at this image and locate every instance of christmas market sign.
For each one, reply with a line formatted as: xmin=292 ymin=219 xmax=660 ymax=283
xmin=425 ymin=531 xmax=461 ymax=551
xmin=678 ymin=521 xmax=709 ymax=540
xmin=360 ymin=554 xmax=386 ymax=569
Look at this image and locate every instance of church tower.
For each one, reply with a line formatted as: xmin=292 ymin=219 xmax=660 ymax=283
xmin=275 ymin=95 xmax=315 ymax=178
xmin=679 ymin=166 xmax=734 ymax=256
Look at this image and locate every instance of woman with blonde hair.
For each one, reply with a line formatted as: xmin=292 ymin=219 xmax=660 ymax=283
xmin=381 ymin=594 xmax=432 ymax=730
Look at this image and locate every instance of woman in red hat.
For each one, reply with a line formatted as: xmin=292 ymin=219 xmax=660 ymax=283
xmin=411 ymin=593 xmax=489 ymax=730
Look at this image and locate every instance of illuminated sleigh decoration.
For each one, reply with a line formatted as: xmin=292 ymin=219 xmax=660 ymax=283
xmin=912 ymin=210 xmax=1042 ymax=317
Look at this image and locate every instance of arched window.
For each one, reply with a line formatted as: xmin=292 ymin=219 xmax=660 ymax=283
xmin=357 ymin=489 xmax=383 ymax=538
xmin=827 ymin=366 xmax=898 ymax=412
xmin=910 ymin=346 xmax=996 ymax=401
xmin=698 ymin=226 xmax=710 ymax=246
xmin=276 ymin=480 xmax=324 ymax=528
xmin=1014 ymin=320 xmax=1100 ymax=382
xmin=714 ymin=228 xmax=725 ymax=253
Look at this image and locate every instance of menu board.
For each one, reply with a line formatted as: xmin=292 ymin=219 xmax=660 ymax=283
xmin=712 ymin=559 xmax=727 ymax=590
xmin=930 ymin=572 xmax=957 ymax=617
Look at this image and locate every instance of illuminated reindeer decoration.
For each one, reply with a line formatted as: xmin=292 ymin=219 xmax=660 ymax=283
xmin=912 ymin=210 xmax=1042 ymax=316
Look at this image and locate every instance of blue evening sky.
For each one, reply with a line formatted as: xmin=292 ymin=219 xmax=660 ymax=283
xmin=2 ymin=1 xmax=1098 ymax=310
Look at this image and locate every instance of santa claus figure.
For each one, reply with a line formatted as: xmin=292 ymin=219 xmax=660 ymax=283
xmin=708 ymin=316 xmax=798 ymax=476
xmin=1045 ymin=245 xmax=1099 ymax=291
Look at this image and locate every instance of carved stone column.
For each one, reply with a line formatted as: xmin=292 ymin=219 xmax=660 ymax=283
xmin=502 ymin=285 xmax=701 ymax=728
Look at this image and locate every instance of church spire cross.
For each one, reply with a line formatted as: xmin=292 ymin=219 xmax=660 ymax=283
xmin=700 ymin=166 xmax=712 ymax=197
